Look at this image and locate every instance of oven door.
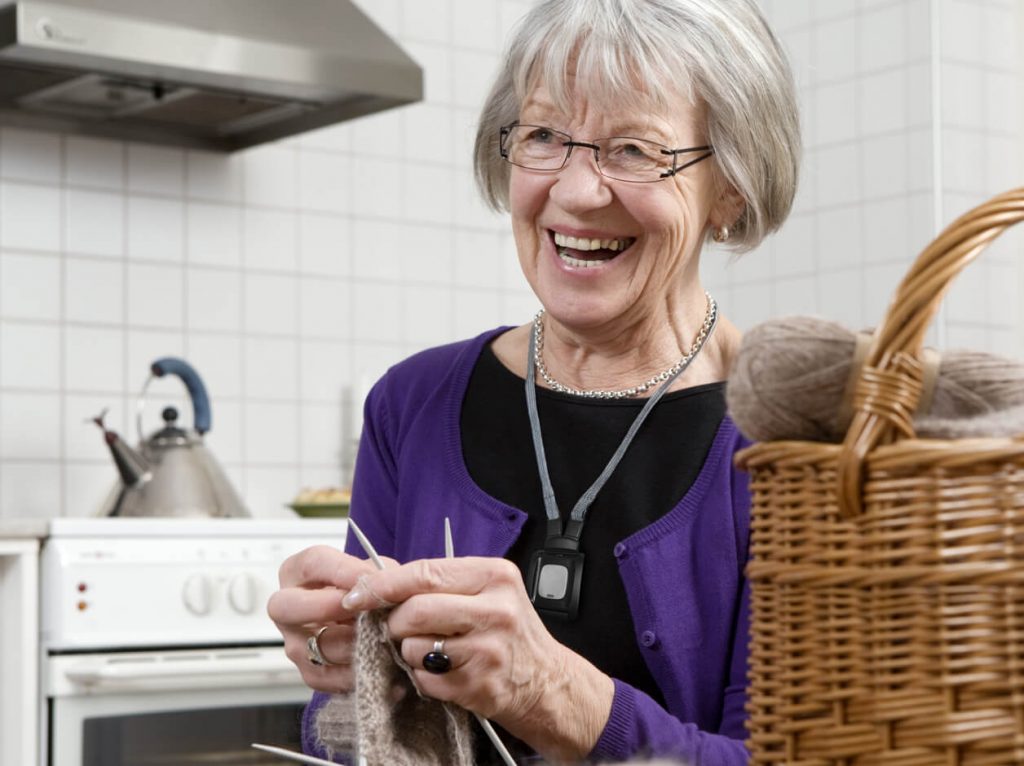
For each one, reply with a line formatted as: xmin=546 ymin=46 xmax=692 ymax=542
xmin=46 ymin=646 xmax=313 ymax=766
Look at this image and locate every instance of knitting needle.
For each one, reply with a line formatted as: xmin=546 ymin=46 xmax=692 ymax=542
xmin=444 ymin=516 xmax=454 ymax=558
xmin=251 ymin=742 xmax=338 ymax=765
xmin=346 ymin=517 xmax=385 ymax=571
xmin=347 ymin=517 xmax=516 ymax=766
xmin=443 ymin=516 xmax=517 ymax=766
xmin=253 ymin=524 xmax=380 ymax=766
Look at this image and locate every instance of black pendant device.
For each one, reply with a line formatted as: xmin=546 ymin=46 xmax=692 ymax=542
xmin=527 ymin=519 xmax=584 ymax=620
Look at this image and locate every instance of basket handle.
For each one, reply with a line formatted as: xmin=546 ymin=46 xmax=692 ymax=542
xmin=836 ymin=187 xmax=1024 ymax=518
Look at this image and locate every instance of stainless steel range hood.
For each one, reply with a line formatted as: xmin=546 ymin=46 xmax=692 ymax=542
xmin=0 ymin=0 xmax=422 ymax=151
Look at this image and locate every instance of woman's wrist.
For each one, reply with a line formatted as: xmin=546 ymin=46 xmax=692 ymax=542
xmin=501 ymin=644 xmax=615 ymax=763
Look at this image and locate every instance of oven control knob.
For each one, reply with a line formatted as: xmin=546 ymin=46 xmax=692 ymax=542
xmin=228 ymin=573 xmax=257 ymax=615
xmin=182 ymin=573 xmax=213 ymax=616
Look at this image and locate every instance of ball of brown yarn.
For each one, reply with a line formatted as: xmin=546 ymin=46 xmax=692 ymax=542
xmin=726 ymin=316 xmax=1024 ymax=443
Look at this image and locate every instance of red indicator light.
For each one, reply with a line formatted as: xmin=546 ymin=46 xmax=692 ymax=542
xmin=77 ymin=583 xmax=87 ymax=593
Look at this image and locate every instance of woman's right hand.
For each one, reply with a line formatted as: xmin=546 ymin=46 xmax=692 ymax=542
xmin=267 ymin=545 xmax=383 ymax=692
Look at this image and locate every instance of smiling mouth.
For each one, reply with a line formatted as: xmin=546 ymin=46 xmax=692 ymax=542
xmin=551 ymin=231 xmax=636 ymax=269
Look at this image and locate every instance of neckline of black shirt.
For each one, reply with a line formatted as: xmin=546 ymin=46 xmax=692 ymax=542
xmin=459 ymin=342 xmax=726 ymax=764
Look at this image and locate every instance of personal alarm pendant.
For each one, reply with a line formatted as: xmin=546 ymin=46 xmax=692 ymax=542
xmin=523 ymin=305 xmax=717 ymax=619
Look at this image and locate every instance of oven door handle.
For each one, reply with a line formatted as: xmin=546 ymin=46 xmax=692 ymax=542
xmin=64 ymin=653 xmax=299 ymax=686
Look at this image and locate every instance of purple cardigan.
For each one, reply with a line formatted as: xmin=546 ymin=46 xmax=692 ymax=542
xmin=303 ymin=328 xmax=751 ymax=765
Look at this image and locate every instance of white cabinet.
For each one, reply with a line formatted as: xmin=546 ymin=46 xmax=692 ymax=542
xmin=0 ymin=528 xmax=44 ymax=766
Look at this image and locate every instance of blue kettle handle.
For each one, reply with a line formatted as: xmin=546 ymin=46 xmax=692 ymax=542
xmin=150 ymin=357 xmax=212 ymax=434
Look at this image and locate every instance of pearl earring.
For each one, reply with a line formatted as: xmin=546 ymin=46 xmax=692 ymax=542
xmin=712 ymin=225 xmax=730 ymax=243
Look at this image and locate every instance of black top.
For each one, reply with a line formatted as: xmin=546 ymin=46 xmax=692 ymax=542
xmin=460 ymin=343 xmax=726 ymax=762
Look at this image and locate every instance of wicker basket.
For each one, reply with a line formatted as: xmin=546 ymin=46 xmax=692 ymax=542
xmin=737 ymin=188 xmax=1024 ymax=765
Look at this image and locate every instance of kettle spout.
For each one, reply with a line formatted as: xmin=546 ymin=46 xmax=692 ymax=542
xmin=91 ymin=409 xmax=152 ymax=487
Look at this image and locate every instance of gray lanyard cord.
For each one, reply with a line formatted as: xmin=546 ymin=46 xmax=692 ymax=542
xmin=525 ymin=309 xmax=718 ymax=546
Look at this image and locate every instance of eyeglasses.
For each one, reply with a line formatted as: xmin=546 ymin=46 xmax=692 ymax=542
xmin=499 ymin=122 xmax=714 ymax=183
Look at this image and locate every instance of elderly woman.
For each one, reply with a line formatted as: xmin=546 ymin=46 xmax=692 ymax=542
xmin=268 ymin=0 xmax=799 ymax=763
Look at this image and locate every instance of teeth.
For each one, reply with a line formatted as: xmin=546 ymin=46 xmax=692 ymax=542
xmin=553 ymin=232 xmax=632 ymax=252
xmin=558 ymin=249 xmax=606 ymax=268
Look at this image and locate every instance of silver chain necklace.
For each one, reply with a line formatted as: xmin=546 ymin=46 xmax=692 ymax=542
xmin=532 ymin=292 xmax=718 ymax=400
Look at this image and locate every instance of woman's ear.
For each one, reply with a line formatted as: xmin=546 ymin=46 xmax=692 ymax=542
xmin=710 ymin=183 xmax=746 ymax=231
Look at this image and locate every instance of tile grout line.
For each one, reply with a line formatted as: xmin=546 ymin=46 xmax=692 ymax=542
xmin=930 ymin=0 xmax=947 ymax=348
xmin=238 ymin=151 xmax=249 ymax=506
xmin=294 ymin=144 xmax=304 ymax=487
xmin=0 ymin=131 xmax=4 ymax=514
xmin=58 ymin=133 xmax=68 ymax=517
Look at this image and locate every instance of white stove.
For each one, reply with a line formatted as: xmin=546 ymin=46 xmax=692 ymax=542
xmin=43 ymin=517 xmax=346 ymax=651
xmin=39 ymin=517 xmax=348 ymax=766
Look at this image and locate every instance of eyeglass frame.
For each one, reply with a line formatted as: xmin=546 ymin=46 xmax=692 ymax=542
xmin=498 ymin=121 xmax=715 ymax=183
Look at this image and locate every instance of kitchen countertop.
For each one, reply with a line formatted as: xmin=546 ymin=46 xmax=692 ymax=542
xmin=0 ymin=518 xmax=49 ymax=540
xmin=0 ymin=516 xmax=349 ymax=541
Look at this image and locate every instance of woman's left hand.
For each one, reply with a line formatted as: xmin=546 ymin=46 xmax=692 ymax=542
xmin=340 ymin=555 xmax=615 ymax=762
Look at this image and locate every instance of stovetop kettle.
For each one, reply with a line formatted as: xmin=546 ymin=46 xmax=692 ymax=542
xmin=93 ymin=357 xmax=249 ymax=518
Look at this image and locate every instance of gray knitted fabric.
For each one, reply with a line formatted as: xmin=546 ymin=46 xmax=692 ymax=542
xmin=314 ymin=610 xmax=475 ymax=766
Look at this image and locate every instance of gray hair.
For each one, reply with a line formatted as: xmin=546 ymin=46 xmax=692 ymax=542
xmin=473 ymin=0 xmax=801 ymax=252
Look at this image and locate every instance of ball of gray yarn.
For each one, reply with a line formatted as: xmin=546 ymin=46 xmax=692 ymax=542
xmin=726 ymin=316 xmax=1024 ymax=443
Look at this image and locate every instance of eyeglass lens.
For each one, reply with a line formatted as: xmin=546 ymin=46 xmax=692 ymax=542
xmin=501 ymin=124 xmax=710 ymax=183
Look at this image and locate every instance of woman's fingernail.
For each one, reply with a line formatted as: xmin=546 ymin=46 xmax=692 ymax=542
xmin=342 ymin=587 xmax=364 ymax=610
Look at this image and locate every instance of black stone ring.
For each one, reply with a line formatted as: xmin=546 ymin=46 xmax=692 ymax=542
xmin=422 ymin=638 xmax=452 ymax=674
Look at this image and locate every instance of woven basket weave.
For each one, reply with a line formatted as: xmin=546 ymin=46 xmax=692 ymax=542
xmin=737 ymin=188 xmax=1024 ymax=765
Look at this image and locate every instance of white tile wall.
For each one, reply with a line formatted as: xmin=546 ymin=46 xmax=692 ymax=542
xmin=244 ymin=338 xmax=298 ymax=401
xmin=298 ymin=152 xmax=351 ymax=214
xmin=299 ymin=278 xmax=349 ymax=338
xmin=0 ymin=322 xmax=61 ymax=390
xmin=0 ymin=129 xmax=61 ymax=183
xmin=0 ymin=392 xmax=61 ymax=459
xmin=128 ymin=197 xmax=184 ymax=262
xmin=935 ymin=0 xmax=1023 ymax=355
xmin=128 ymin=145 xmax=185 ymax=196
xmin=299 ymin=340 xmax=351 ymax=403
xmin=243 ymin=273 xmax=297 ymax=335
xmin=0 ymin=0 xmax=1020 ymax=519
xmin=1 ymin=253 xmax=61 ymax=321
xmin=127 ymin=263 xmax=184 ymax=329
xmin=66 ymin=137 xmax=124 ymax=190
xmin=187 ymin=268 xmax=242 ymax=333
xmin=299 ymin=213 xmax=350 ymax=277
xmin=67 ymin=190 xmax=124 ymax=258
xmin=0 ymin=183 xmax=61 ymax=252
xmin=721 ymin=0 xmax=1024 ymax=359
xmin=1 ymin=463 xmax=61 ymax=520
xmin=188 ymin=335 xmax=243 ymax=399
xmin=243 ymin=209 xmax=298 ymax=271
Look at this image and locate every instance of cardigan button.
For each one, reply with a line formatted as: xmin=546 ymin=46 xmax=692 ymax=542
xmin=613 ymin=542 xmax=627 ymax=558
xmin=640 ymin=630 xmax=659 ymax=648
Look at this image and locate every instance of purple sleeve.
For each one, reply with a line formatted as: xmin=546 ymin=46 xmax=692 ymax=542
xmin=591 ymin=437 xmax=752 ymax=765
xmin=719 ymin=580 xmax=752 ymax=741
xmin=589 ymin=585 xmax=750 ymax=764
xmin=343 ymin=377 xmax=400 ymax=559
xmin=301 ymin=692 xmax=339 ymax=760
xmin=591 ymin=680 xmax=748 ymax=765
xmin=302 ymin=380 xmax=399 ymax=758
